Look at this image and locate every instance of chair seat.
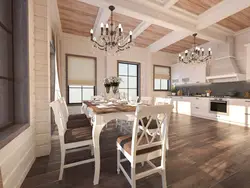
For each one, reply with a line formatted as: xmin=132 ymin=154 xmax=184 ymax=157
xmin=64 ymin=126 xmax=92 ymax=144
xmin=139 ymin=117 xmax=158 ymax=129
xmin=67 ymin=118 xmax=91 ymax=129
xmin=68 ymin=113 xmax=88 ymax=120
xmin=117 ymin=135 xmax=161 ymax=155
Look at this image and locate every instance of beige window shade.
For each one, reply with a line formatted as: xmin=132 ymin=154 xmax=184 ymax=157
xmin=67 ymin=56 xmax=95 ymax=86
xmin=154 ymin=66 xmax=170 ymax=79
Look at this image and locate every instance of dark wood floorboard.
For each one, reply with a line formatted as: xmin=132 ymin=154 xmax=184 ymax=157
xmin=21 ymin=114 xmax=250 ymax=188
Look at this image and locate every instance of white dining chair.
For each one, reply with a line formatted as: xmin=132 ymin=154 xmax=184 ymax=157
xmin=155 ymin=97 xmax=172 ymax=105
xmin=116 ymin=105 xmax=173 ymax=188
xmin=139 ymin=97 xmax=153 ymax=105
xmin=58 ymin=97 xmax=91 ymax=129
xmin=50 ymin=100 xmax=94 ymax=180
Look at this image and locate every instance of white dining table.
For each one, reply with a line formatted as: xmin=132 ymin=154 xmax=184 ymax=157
xmin=81 ymin=101 xmax=136 ymax=185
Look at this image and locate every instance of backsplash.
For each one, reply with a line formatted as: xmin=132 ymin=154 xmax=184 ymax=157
xmin=176 ymin=81 xmax=250 ymax=97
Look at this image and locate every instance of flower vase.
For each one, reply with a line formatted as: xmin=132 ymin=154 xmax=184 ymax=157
xmin=112 ymin=85 xmax=119 ymax=94
xmin=105 ymin=86 xmax=110 ymax=94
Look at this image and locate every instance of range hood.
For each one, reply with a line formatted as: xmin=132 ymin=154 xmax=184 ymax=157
xmin=206 ymin=37 xmax=246 ymax=83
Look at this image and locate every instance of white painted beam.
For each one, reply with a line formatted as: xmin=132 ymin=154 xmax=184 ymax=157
xmin=148 ymin=30 xmax=193 ymax=52
xmin=123 ymin=21 xmax=151 ymax=44
xmin=93 ymin=7 xmax=111 ymax=37
xmin=164 ymin=0 xmax=179 ymax=9
xmin=131 ymin=21 xmax=151 ymax=39
xmin=197 ymin=0 xmax=250 ymax=30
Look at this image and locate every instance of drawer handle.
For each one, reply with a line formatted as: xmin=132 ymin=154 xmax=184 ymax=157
xmin=196 ymin=107 xmax=199 ymax=109
xmin=245 ymin=113 xmax=250 ymax=115
xmin=196 ymin=98 xmax=199 ymax=100
xmin=246 ymin=101 xmax=250 ymax=102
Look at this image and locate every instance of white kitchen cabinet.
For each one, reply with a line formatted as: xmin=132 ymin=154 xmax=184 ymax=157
xmin=171 ymin=63 xmax=207 ymax=85
xmin=229 ymin=99 xmax=247 ymax=125
xmin=191 ymin=97 xmax=210 ymax=117
xmin=245 ymin=100 xmax=250 ymax=126
xmin=173 ymin=97 xmax=192 ymax=115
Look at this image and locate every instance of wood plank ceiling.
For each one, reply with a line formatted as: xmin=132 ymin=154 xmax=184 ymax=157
xmin=217 ymin=6 xmax=250 ymax=32
xmin=57 ymin=0 xmax=99 ymax=37
xmin=135 ymin=25 xmax=172 ymax=48
xmin=161 ymin=35 xmax=208 ymax=54
xmin=109 ymin=13 xmax=142 ymax=36
xmin=175 ymin=0 xmax=223 ymax=15
xmin=57 ymin=0 xmax=250 ymax=55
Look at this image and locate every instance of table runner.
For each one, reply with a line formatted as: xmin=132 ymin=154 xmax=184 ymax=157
xmin=83 ymin=101 xmax=136 ymax=114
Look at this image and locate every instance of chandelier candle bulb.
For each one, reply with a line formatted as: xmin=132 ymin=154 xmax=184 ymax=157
xmin=100 ymin=23 xmax=104 ymax=35
xmin=90 ymin=29 xmax=93 ymax=40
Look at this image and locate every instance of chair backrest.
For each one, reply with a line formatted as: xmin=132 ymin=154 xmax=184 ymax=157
xmin=58 ymin=97 xmax=69 ymax=123
xmin=155 ymin=97 xmax=172 ymax=105
xmin=140 ymin=97 xmax=153 ymax=105
xmin=129 ymin=96 xmax=139 ymax=104
xmin=50 ymin=100 xmax=67 ymax=137
xmin=131 ymin=105 xmax=173 ymax=159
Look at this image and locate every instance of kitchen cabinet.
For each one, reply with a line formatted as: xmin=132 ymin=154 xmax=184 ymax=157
xmin=191 ymin=97 xmax=210 ymax=117
xmin=171 ymin=97 xmax=192 ymax=115
xmin=171 ymin=63 xmax=207 ymax=85
xmin=229 ymin=99 xmax=247 ymax=125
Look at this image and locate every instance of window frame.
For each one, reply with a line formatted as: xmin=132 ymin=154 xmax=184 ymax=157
xmin=66 ymin=54 xmax=97 ymax=106
xmin=0 ymin=0 xmax=14 ymax=129
xmin=153 ymin=65 xmax=171 ymax=92
xmin=117 ymin=60 xmax=141 ymax=99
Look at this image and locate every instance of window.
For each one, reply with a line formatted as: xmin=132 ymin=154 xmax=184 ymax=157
xmin=153 ymin=65 xmax=171 ymax=91
xmin=66 ymin=55 xmax=96 ymax=104
xmin=0 ymin=0 xmax=29 ymax=129
xmin=118 ymin=61 xmax=140 ymax=100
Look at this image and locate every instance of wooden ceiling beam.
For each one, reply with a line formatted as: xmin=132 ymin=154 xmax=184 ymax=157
xmin=197 ymin=0 xmax=250 ymax=30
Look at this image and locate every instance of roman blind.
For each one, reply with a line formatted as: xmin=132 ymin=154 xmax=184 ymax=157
xmin=154 ymin=66 xmax=170 ymax=80
xmin=67 ymin=56 xmax=95 ymax=86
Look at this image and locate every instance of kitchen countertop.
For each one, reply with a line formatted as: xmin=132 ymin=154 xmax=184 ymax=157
xmin=167 ymin=96 xmax=250 ymax=100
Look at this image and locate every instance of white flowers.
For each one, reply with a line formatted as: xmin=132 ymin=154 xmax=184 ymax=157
xmin=103 ymin=76 xmax=122 ymax=86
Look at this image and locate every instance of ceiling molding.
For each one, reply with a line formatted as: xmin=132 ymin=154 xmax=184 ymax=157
xmin=197 ymin=0 xmax=250 ymax=30
xmin=148 ymin=30 xmax=192 ymax=52
xmin=93 ymin=7 xmax=111 ymax=37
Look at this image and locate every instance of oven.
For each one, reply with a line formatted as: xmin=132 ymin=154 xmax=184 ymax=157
xmin=210 ymin=99 xmax=229 ymax=115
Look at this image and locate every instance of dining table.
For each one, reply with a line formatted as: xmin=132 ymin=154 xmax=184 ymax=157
xmin=81 ymin=100 xmax=137 ymax=185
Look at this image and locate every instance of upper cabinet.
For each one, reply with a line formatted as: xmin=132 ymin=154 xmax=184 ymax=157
xmin=171 ymin=63 xmax=207 ymax=85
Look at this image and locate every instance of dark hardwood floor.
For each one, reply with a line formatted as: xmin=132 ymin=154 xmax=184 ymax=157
xmin=21 ymin=114 xmax=250 ymax=188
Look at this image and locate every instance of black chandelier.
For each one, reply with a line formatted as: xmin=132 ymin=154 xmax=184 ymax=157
xmin=178 ymin=33 xmax=212 ymax=64
xmin=90 ymin=5 xmax=133 ymax=54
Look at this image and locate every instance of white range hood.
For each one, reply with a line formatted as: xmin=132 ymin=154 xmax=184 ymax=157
xmin=206 ymin=37 xmax=246 ymax=83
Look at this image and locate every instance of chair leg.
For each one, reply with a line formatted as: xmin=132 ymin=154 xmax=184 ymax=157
xmin=59 ymin=149 xmax=65 ymax=180
xmin=117 ymin=147 xmax=120 ymax=174
xmin=131 ymin=166 xmax=136 ymax=188
xmin=161 ymin=169 xmax=167 ymax=188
